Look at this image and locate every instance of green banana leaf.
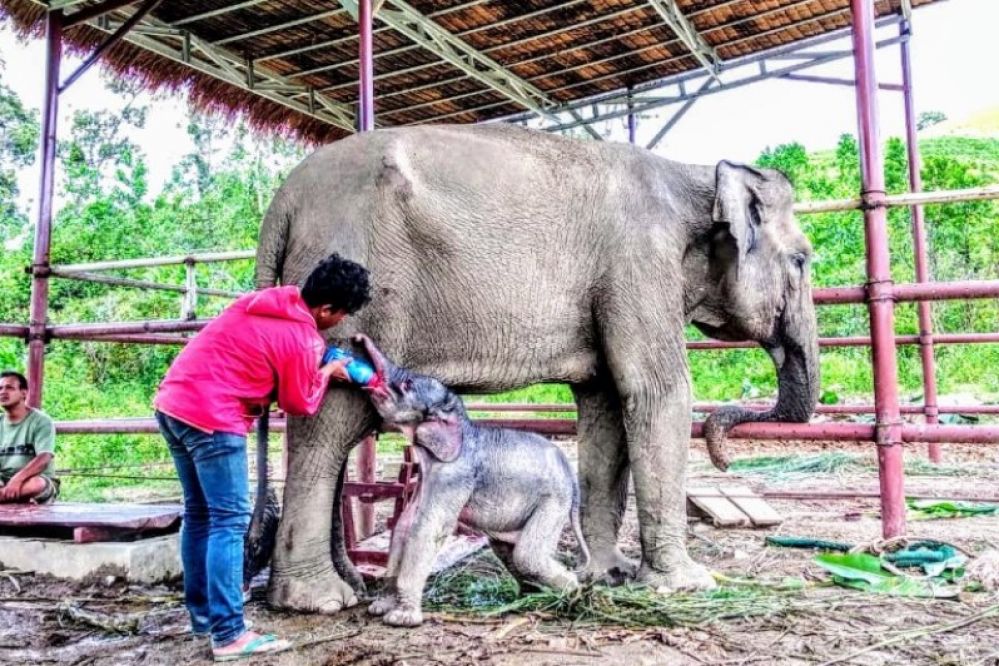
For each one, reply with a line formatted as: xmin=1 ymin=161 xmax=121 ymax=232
xmin=814 ymin=553 xmax=959 ymax=598
xmin=907 ymin=498 xmax=999 ymax=520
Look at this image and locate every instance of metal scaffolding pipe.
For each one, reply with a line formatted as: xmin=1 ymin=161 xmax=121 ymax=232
xmin=27 ymin=10 xmax=62 ymax=408
xmin=356 ymin=0 xmax=377 ymax=539
xmin=900 ymin=19 xmax=941 ymax=462
xmin=49 ymin=268 xmax=243 ymax=298
xmin=762 ymin=490 xmax=999 ymax=503
xmin=467 ymin=402 xmax=999 ymax=416
xmin=792 ymin=183 xmax=999 ymax=214
xmin=0 ymin=324 xmax=29 ymax=339
xmin=851 ymin=0 xmax=906 ymax=538
xmin=53 ymin=250 xmax=255 ymax=273
xmin=688 ymin=332 xmax=999 ymax=350
xmin=51 ymin=418 xmax=999 ymax=444
xmin=86 ymin=333 xmax=190 ymax=345
xmin=47 ymin=320 xmax=209 ymax=337
xmin=813 ymin=279 xmax=999 ymax=305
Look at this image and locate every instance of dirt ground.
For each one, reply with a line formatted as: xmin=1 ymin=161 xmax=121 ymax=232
xmin=3 ymin=440 xmax=999 ymax=666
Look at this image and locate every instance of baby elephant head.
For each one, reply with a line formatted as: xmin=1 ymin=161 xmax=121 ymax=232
xmin=354 ymin=334 xmax=466 ymax=462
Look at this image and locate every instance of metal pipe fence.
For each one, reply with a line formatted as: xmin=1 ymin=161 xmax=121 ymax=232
xmin=4 ymin=2 xmax=998 ymax=543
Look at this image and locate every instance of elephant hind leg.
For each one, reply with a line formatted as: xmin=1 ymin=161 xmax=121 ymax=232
xmin=511 ymin=504 xmax=579 ymax=593
xmin=571 ymin=381 xmax=639 ymax=583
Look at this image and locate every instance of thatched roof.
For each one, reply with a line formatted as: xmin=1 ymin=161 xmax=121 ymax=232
xmin=1 ymin=0 xmax=940 ymax=145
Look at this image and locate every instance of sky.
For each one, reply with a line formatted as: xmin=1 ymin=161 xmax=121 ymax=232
xmin=1 ymin=0 xmax=998 ymax=219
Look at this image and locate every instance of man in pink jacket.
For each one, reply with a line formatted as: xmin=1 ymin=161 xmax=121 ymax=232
xmin=154 ymin=253 xmax=370 ymax=661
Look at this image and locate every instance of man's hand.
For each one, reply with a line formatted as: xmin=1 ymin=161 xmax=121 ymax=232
xmin=0 ymin=480 xmax=22 ymax=502
xmin=321 ymin=358 xmax=351 ymax=382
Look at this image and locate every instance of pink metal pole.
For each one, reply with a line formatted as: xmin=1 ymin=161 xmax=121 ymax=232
xmin=814 ymin=279 xmax=999 ymax=304
xmin=851 ymin=0 xmax=906 ymax=538
xmin=0 ymin=325 xmax=29 ymax=339
xmin=356 ymin=0 xmax=377 ymax=538
xmin=27 ymin=10 xmax=62 ymax=408
xmin=51 ymin=417 xmax=999 ymax=444
xmin=358 ymin=0 xmax=375 ymax=132
xmin=627 ymin=86 xmax=637 ymax=144
xmin=47 ymin=320 xmax=208 ymax=337
xmin=899 ymin=20 xmax=941 ymax=463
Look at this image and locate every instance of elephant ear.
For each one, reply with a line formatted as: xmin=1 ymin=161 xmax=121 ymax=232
xmin=414 ymin=413 xmax=463 ymax=462
xmin=712 ymin=160 xmax=767 ymax=273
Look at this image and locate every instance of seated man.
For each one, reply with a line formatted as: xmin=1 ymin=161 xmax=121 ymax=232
xmin=0 ymin=370 xmax=59 ymax=504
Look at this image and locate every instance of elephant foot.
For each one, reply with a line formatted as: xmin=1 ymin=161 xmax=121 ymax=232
xmin=582 ymin=547 xmax=639 ymax=585
xmin=268 ymin=569 xmax=359 ymax=614
xmin=637 ymin=559 xmax=716 ymax=594
xmin=383 ymin=602 xmax=423 ymax=627
xmin=367 ymin=594 xmax=398 ymax=617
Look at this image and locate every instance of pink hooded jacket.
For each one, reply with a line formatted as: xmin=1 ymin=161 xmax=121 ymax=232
xmin=154 ymin=286 xmax=330 ymax=435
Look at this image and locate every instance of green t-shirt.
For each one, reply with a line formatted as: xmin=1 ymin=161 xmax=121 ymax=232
xmin=0 ymin=408 xmax=56 ymax=480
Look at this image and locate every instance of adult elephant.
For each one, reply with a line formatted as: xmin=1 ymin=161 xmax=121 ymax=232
xmin=255 ymin=124 xmax=819 ymax=613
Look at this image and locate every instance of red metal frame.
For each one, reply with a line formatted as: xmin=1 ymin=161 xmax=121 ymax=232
xmin=851 ymin=0 xmax=906 ymax=538
xmin=26 ymin=10 xmax=62 ymax=409
xmin=2 ymin=3 xmax=996 ymax=546
xmin=353 ymin=0 xmax=380 ymax=549
xmin=900 ymin=19 xmax=941 ymax=463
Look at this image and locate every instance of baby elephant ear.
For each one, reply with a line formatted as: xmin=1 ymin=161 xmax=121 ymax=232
xmin=415 ymin=415 xmax=462 ymax=462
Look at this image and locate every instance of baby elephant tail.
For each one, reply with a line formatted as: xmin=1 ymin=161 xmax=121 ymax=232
xmin=570 ymin=479 xmax=591 ymax=575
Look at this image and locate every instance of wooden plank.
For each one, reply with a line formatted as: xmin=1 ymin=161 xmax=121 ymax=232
xmin=720 ymin=485 xmax=784 ymax=527
xmin=0 ymin=503 xmax=181 ymax=530
xmin=687 ymin=487 xmax=750 ymax=527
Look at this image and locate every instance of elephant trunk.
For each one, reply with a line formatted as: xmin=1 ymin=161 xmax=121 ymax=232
xmin=703 ymin=336 xmax=819 ymax=471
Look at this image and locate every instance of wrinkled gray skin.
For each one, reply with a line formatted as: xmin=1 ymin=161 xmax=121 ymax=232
xmin=254 ymin=124 xmax=819 ymax=614
xmin=355 ymin=334 xmax=590 ymax=627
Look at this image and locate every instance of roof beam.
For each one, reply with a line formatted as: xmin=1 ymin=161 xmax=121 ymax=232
xmin=337 ymin=0 xmax=599 ymax=137
xmin=253 ymin=0 xmax=489 ymax=64
xmin=212 ymin=7 xmax=348 ymax=46
xmin=645 ymin=78 xmax=713 ymax=149
xmin=85 ymin=8 xmax=356 ymax=132
xmin=539 ymin=32 xmax=906 ymax=134
xmin=645 ymin=0 xmax=720 ymax=82
xmin=170 ymin=1 xmax=269 ymax=27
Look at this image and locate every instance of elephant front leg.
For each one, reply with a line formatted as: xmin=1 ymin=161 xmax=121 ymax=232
xmin=572 ymin=381 xmax=638 ymax=582
xmin=268 ymin=392 xmax=374 ymax=613
xmin=624 ymin=382 xmax=715 ymax=593
xmin=599 ymin=274 xmax=715 ymax=594
xmin=383 ymin=492 xmax=463 ymax=627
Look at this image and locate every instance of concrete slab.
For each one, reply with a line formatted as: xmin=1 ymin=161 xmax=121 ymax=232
xmin=0 ymin=534 xmax=181 ymax=584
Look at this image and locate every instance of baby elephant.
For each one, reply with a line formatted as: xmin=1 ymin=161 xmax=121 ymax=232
xmin=354 ymin=334 xmax=589 ymax=627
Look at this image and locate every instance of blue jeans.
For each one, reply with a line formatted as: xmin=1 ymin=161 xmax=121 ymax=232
xmin=156 ymin=411 xmax=250 ymax=647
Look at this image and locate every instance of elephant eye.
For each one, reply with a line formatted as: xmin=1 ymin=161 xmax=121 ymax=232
xmin=791 ymin=253 xmax=807 ymax=270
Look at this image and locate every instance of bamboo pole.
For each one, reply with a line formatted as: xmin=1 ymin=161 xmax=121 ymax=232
xmin=793 ymin=184 xmax=999 ymax=214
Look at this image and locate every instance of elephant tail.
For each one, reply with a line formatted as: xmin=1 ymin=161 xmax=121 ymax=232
xmin=569 ymin=475 xmax=591 ymax=575
xmin=255 ymin=187 xmax=294 ymax=289
xmin=244 ymin=408 xmax=280 ymax=588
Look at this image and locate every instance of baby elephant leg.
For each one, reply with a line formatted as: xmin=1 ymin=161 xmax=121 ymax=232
xmin=489 ymin=537 xmax=534 ymax=595
xmin=512 ymin=501 xmax=579 ymax=592
xmin=368 ymin=493 xmax=421 ymax=617
xmin=384 ymin=500 xmax=460 ymax=627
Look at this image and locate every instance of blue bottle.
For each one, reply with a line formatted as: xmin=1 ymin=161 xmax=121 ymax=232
xmin=322 ymin=346 xmax=376 ymax=386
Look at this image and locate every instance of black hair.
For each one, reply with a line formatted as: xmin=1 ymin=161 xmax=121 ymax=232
xmin=0 ymin=370 xmax=28 ymax=390
xmin=301 ymin=253 xmax=372 ymax=314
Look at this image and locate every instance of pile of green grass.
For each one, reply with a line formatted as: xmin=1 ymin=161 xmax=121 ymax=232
xmin=423 ymin=554 xmax=816 ymax=628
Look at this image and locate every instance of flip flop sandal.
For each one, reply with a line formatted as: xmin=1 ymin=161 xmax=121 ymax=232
xmin=213 ymin=633 xmax=290 ymax=662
